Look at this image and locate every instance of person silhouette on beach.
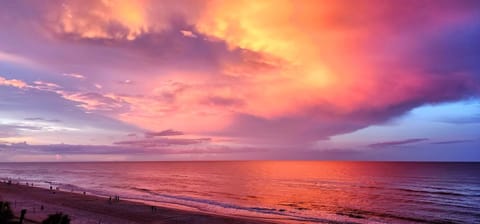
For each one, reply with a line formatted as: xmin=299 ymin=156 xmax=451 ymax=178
xmin=151 ymin=206 xmax=157 ymax=212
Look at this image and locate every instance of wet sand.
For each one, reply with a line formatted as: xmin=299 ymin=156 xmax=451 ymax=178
xmin=0 ymin=182 xmax=273 ymax=224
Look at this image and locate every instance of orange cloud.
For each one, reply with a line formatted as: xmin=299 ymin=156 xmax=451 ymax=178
xmin=57 ymin=0 xmax=149 ymax=40
xmin=189 ymin=1 xmax=373 ymax=117
xmin=192 ymin=0 xmax=478 ymax=120
xmin=53 ymin=0 xmax=205 ymax=40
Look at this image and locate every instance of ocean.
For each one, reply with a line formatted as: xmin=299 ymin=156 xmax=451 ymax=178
xmin=0 ymin=161 xmax=479 ymax=223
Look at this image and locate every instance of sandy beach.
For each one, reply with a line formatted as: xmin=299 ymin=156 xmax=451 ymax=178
xmin=0 ymin=182 xmax=273 ymax=224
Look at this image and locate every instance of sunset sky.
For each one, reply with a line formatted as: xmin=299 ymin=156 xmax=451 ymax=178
xmin=1 ymin=0 xmax=479 ymax=161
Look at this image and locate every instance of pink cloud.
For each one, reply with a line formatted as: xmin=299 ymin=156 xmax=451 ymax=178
xmin=180 ymin=30 xmax=197 ymax=38
xmin=0 ymin=76 xmax=28 ymax=88
xmin=58 ymin=91 xmax=130 ymax=113
xmin=62 ymin=73 xmax=85 ymax=79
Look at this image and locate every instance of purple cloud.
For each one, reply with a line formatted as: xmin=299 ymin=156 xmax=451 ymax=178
xmin=202 ymin=96 xmax=244 ymax=107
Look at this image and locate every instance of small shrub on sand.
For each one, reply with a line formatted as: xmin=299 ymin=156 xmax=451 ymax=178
xmin=42 ymin=212 xmax=71 ymax=224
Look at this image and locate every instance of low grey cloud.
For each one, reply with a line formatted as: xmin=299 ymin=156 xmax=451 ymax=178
xmin=0 ymin=142 xmax=256 ymax=156
xmin=114 ymin=137 xmax=210 ymax=148
xmin=0 ymin=124 xmax=42 ymax=137
xmin=431 ymin=139 xmax=475 ymax=145
xmin=1 ymin=124 xmax=42 ymax=131
xmin=368 ymin=138 xmax=429 ymax=149
xmin=439 ymin=114 xmax=480 ymax=124
xmin=145 ymin=129 xmax=184 ymax=138
xmin=24 ymin=117 xmax=61 ymax=123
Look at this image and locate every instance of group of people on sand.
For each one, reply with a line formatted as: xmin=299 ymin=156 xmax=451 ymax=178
xmin=107 ymin=194 xmax=159 ymax=214
xmin=4 ymin=179 xmax=164 ymax=218
xmin=3 ymin=179 xmax=36 ymax=187
xmin=3 ymin=179 xmax=15 ymax=185
xmin=49 ymin=185 xmax=61 ymax=194
xmin=108 ymin=195 xmax=120 ymax=203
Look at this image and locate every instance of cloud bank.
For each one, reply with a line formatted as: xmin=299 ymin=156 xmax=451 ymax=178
xmin=1 ymin=0 xmax=480 ymax=160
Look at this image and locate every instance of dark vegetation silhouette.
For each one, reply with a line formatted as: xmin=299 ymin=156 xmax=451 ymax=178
xmin=0 ymin=201 xmax=14 ymax=223
xmin=42 ymin=212 xmax=71 ymax=224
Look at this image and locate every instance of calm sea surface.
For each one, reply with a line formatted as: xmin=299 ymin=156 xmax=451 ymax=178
xmin=0 ymin=161 xmax=479 ymax=223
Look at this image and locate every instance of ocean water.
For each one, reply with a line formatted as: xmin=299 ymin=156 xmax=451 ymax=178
xmin=0 ymin=161 xmax=479 ymax=223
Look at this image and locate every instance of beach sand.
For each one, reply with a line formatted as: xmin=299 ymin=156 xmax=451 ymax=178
xmin=0 ymin=182 xmax=273 ymax=224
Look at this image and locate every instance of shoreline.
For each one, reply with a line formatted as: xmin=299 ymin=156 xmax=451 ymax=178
xmin=0 ymin=182 xmax=274 ymax=224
